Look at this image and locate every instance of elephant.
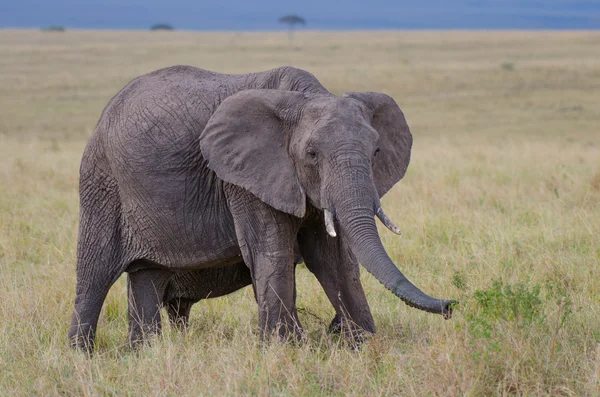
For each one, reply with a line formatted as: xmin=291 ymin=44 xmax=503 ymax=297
xmin=68 ymin=65 xmax=455 ymax=352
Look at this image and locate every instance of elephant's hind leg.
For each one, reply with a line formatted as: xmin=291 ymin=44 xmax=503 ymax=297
xmin=127 ymin=266 xmax=172 ymax=347
xmin=166 ymin=298 xmax=195 ymax=329
xmin=164 ymin=262 xmax=253 ymax=329
xmin=68 ymin=171 xmax=126 ymax=353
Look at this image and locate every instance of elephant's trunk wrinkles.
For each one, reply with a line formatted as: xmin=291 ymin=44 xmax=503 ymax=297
xmin=332 ymin=181 xmax=454 ymax=318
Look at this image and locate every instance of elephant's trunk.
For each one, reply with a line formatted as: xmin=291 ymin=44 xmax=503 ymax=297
xmin=331 ymin=179 xmax=455 ymax=318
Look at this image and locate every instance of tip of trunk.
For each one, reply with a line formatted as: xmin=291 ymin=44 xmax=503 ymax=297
xmin=398 ymin=296 xmax=457 ymax=319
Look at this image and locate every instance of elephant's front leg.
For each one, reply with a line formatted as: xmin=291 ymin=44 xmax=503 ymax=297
xmin=297 ymin=220 xmax=376 ymax=345
xmin=250 ymin=250 xmax=301 ymax=341
xmin=226 ymin=186 xmax=302 ymax=342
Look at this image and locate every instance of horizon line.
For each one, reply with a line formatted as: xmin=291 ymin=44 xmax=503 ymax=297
xmin=3 ymin=27 xmax=600 ymax=32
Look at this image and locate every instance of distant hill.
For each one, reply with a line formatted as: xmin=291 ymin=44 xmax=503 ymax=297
xmin=3 ymin=0 xmax=600 ymax=30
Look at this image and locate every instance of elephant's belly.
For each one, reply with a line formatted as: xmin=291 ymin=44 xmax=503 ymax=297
xmin=121 ymin=180 xmax=242 ymax=270
xmin=126 ymin=249 xmax=244 ymax=273
xmin=130 ymin=206 xmax=242 ymax=269
xmin=129 ymin=223 xmax=242 ymax=271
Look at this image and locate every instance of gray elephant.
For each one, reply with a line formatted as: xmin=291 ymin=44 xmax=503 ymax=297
xmin=68 ymin=65 xmax=454 ymax=352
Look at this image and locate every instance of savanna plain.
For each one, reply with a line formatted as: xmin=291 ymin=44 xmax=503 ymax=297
xmin=0 ymin=30 xmax=599 ymax=396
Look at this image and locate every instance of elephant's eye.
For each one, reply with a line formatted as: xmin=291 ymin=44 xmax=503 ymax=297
xmin=307 ymin=149 xmax=317 ymax=159
xmin=374 ymin=147 xmax=381 ymax=157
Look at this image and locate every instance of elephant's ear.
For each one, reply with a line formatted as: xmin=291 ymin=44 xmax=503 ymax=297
xmin=200 ymin=89 xmax=306 ymax=218
xmin=344 ymin=92 xmax=413 ymax=198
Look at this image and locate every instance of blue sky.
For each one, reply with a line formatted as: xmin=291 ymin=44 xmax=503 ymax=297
xmin=2 ymin=0 xmax=600 ymax=30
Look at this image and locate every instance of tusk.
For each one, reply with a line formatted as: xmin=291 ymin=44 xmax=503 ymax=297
xmin=376 ymin=207 xmax=402 ymax=235
xmin=324 ymin=209 xmax=337 ymax=237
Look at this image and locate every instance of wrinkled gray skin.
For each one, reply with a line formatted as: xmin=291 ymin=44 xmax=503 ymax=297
xmin=69 ymin=65 xmax=455 ymax=352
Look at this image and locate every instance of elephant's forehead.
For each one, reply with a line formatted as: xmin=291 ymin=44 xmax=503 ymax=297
xmin=303 ymin=97 xmax=365 ymax=120
xmin=298 ymin=109 xmax=377 ymax=149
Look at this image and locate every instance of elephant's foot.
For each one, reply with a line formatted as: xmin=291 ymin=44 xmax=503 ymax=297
xmin=68 ymin=323 xmax=96 ymax=354
xmin=328 ymin=314 xmax=373 ymax=348
xmin=127 ymin=321 xmax=163 ymax=349
xmin=282 ymin=320 xmax=306 ymax=344
xmin=166 ymin=299 xmax=194 ymax=331
xmin=260 ymin=312 xmax=305 ymax=344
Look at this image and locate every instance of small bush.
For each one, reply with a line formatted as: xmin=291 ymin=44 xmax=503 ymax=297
xmin=451 ymin=278 xmax=579 ymax=392
xmin=150 ymin=24 xmax=174 ymax=31
xmin=473 ymin=280 xmax=544 ymax=326
xmin=452 ymin=270 xmax=466 ymax=290
xmin=501 ymin=62 xmax=515 ymax=71
xmin=41 ymin=26 xmax=65 ymax=32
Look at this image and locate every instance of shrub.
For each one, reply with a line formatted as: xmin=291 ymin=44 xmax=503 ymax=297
xmin=41 ymin=26 xmax=65 ymax=32
xmin=501 ymin=62 xmax=515 ymax=71
xmin=150 ymin=24 xmax=174 ymax=31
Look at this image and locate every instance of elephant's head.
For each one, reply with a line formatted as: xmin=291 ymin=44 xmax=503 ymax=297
xmin=200 ymin=89 xmax=454 ymax=318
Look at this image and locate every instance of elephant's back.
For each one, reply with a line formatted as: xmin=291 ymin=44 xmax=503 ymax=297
xmin=92 ymin=64 xmax=328 ymax=152
xmin=96 ymin=65 xmax=233 ymax=166
xmin=84 ymin=66 xmax=240 ymax=264
xmin=101 ymin=65 xmax=227 ymax=134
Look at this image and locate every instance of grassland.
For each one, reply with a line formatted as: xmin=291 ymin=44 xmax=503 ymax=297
xmin=0 ymin=30 xmax=599 ymax=396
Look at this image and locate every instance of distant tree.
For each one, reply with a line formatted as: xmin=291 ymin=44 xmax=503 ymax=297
xmin=150 ymin=24 xmax=174 ymax=31
xmin=278 ymin=14 xmax=306 ymax=41
xmin=41 ymin=26 xmax=65 ymax=32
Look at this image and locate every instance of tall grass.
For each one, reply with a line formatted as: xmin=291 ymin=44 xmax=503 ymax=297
xmin=1 ymin=30 xmax=599 ymax=396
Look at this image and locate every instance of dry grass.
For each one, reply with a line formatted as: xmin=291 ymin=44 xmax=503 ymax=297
xmin=0 ymin=30 xmax=599 ymax=396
